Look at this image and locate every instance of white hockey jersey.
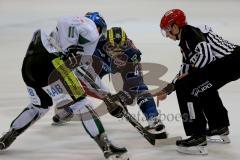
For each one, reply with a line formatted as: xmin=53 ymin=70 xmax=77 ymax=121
xmin=54 ymin=16 xmax=100 ymax=55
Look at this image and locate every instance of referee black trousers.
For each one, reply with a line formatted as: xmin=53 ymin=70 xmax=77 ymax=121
xmin=175 ymin=47 xmax=240 ymax=136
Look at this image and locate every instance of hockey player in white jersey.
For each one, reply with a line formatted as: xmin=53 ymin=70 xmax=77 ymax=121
xmin=0 ymin=12 xmax=129 ymax=160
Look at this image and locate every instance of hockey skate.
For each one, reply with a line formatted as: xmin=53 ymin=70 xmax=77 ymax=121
xmin=94 ymin=133 xmax=129 ymax=160
xmin=145 ymin=118 xmax=168 ymax=139
xmin=176 ymin=135 xmax=208 ymax=155
xmin=0 ymin=128 xmax=20 ymax=150
xmin=207 ymin=127 xmax=230 ymax=144
xmin=52 ymin=107 xmax=74 ymax=126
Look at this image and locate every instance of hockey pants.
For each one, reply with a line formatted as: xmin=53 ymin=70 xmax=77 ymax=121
xmin=175 ymin=47 xmax=240 ymax=136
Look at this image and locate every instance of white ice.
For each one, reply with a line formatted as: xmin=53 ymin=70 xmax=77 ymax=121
xmin=0 ymin=0 xmax=240 ymax=160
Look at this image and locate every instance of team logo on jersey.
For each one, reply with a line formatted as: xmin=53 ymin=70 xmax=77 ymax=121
xmin=113 ymin=54 xmax=128 ymax=67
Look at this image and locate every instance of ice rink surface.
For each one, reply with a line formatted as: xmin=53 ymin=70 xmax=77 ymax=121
xmin=0 ymin=0 xmax=240 ymax=159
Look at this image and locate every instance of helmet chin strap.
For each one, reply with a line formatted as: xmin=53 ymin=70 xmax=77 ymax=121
xmin=177 ymin=28 xmax=182 ymax=40
xmin=174 ymin=28 xmax=181 ymax=40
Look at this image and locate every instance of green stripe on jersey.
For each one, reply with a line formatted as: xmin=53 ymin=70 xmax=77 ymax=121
xmin=78 ymin=35 xmax=90 ymax=44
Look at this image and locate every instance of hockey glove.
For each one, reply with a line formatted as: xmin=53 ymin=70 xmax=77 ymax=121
xmin=62 ymin=45 xmax=84 ymax=67
xmin=103 ymin=92 xmax=129 ymax=118
xmin=115 ymin=91 xmax=133 ymax=105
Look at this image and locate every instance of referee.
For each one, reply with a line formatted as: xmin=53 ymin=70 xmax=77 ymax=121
xmin=157 ymin=9 xmax=240 ymax=155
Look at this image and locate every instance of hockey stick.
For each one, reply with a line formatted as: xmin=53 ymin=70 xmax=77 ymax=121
xmin=48 ymin=36 xmax=181 ymax=146
xmin=77 ymin=65 xmax=184 ymax=146
xmin=75 ymin=66 xmax=156 ymax=145
xmin=46 ymin=36 xmax=156 ymax=144
xmin=76 ymin=67 xmax=182 ymax=146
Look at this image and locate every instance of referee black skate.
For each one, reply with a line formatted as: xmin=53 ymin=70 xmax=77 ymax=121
xmin=156 ymin=9 xmax=240 ymax=155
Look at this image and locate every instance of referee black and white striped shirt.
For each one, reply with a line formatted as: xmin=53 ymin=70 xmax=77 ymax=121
xmin=172 ymin=24 xmax=237 ymax=84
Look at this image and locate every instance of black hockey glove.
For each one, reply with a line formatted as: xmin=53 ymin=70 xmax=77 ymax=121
xmin=62 ymin=45 xmax=84 ymax=67
xmin=103 ymin=91 xmax=132 ymax=118
xmin=67 ymin=45 xmax=84 ymax=54
xmin=115 ymin=91 xmax=133 ymax=105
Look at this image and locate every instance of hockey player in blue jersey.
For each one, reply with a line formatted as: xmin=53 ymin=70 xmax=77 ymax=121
xmin=92 ymin=27 xmax=167 ymax=136
xmin=54 ymin=27 xmax=167 ymax=138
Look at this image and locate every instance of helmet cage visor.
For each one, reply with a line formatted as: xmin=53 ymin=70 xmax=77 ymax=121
xmin=103 ymin=41 xmax=129 ymax=58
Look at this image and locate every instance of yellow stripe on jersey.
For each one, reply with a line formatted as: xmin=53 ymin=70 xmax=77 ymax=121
xmin=52 ymin=57 xmax=85 ymax=100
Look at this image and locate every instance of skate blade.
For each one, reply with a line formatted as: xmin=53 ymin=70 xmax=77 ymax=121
xmin=177 ymin=145 xmax=208 ymax=155
xmin=107 ymin=153 xmax=129 ymax=160
xmin=155 ymin=136 xmax=182 ymax=146
xmin=207 ymin=135 xmax=231 ymax=144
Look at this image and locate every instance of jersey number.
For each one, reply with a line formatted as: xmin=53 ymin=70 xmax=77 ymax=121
xmin=68 ymin=26 xmax=75 ymax=38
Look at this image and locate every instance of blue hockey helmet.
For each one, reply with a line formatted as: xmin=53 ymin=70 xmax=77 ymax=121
xmin=85 ymin=12 xmax=107 ymax=34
